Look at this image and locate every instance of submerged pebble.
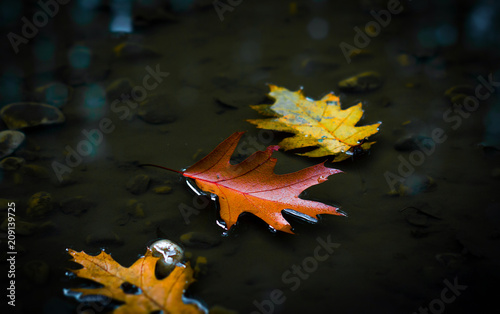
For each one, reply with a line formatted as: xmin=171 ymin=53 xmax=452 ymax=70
xmin=180 ymin=231 xmax=221 ymax=249
xmin=113 ymin=42 xmax=161 ymax=59
xmin=0 ymin=102 xmax=65 ymax=129
xmin=106 ymin=78 xmax=134 ymax=101
xmin=86 ymin=230 xmax=123 ymax=246
xmin=53 ymin=173 xmax=77 ymax=187
xmin=153 ymin=185 xmax=172 ymax=194
xmin=404 ymin=212 xmax=429 ymax=227
xmin=137 ymin=94 xmax=176 ymax=124
xmin=388 ymin=175 xmax=435 ymax=196
xmin=0 ymin=156 xmax=25 ymax=171
xmin=297 ymin=56 xmax=339 ymax=76
xmin=34 ymin=82 xmax=72 ymax=107
xmin=126 ymin=174 xmax=150 ymax=194
xmin=338 ymin=71 xmax=382 ymax=92
xmin=435 ymin=252 xmax=463 ymax=269
xmin=27 ymin=192 xmax=53 ymax=219
xmin=394 ymin=134 xmax=434 ymax=151
xmin=59 ymin=196 xmax=96 ymax=216
xmin=0 ymin=130 xmax=25 ymax=159
xmin=126 ymin=199 xmax=146 ymax=218
xmin=412 ymin=202 xmax=443 ymax=220
xmin=444 ymin=84 xmax=475 ymax=105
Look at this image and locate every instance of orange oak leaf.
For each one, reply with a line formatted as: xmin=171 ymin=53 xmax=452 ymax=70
xmin=181 ymin=132 xmax=344 ymax=234
xmin=247 ymin=84 xmax=381 ymax=161
xmin=67 ymin=249 xmax=204 ymax=314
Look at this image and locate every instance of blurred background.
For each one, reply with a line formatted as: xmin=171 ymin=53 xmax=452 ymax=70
xmin=1 ymin=0 xmax=500 ymax=313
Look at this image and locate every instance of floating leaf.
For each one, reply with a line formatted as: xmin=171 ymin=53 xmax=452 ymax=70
xmin=67 ymin=249 xmax=204 ymax=314
xmin=248 ymin=85 xmax=381 ymax=161
xmin=181 ymin=132 xmax=344 ymax=233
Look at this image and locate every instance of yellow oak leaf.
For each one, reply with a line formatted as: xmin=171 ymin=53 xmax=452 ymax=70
xmin=248 ymin=85 xmax=381 ymax=161
xmin=67 ymin=249 xmax=204 ymax=314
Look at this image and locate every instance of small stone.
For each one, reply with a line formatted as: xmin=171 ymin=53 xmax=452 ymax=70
xmin=388 ymin=175 xmax=435 ymax=196
xmin=106 ymin=78 xmax=134 ymax=102
xmin=413 ymin=202 xmax=443 ymax=220
xmin=0 ymin=102 xmax=65 ymax=129
xmin=180 ymin=232 xmax=221 ymax=249
xmin=444 ymin=85 xmax=475 ymax=99
xmin=299 ymin=56 xmax=339 ymax=75
xmin=0 ymin=130 xmax=25 ymax=158
xmin=34 ymin=82 xmax=72 ymax=108
xmin=213 ymin=86 xmax=266 ymax=112
xmin=127 ymin=199 xmax=146 ymax=218
xmin=27 ymin=192 xmax=53 ymax=219
xmin=449 ymin=94 xmax=468 ymax=106
xmin=115 ymin=214 xmax=130 ymax=226
xmin=114 ymin=42 xmax=161 ymax=59
xmin=394 ymin=134 xmax=434 ymax=151
xmin=405 ymin=212 xmax=429 ymax=227
xmin=0 ymin=156 xmax=25 ymax=171
xmin=59 ymin=196 xmax=96 ymax=216
xmin=24 ymin=260 xmax=50 ymax=284
xmin=348 ymin=49 xmax=373 ymax=61
xmin=435 ymin=252 xmax=463 ymax=268
xmin=53 ymin=173 xmax=77 ymax=187
xmin=154 ymin=185 xmax=172 ymax=194
xmin=20 ymin=164 xmax=50 ymax=178
xmin=126 ymin=174 xmax=150 ymax=194
xmin=86 ymin=230 xmax=123 ymax=246
xmin=137 ymin=94 xmax=176 ymax=124
xmin=338 ymin=71 xmax=382 ymax=92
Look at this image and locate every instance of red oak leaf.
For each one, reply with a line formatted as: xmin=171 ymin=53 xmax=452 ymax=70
xmin=181 ymin=132 xmax=344 ymax=233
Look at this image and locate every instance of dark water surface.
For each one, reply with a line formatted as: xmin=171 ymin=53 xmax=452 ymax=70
xmin=1 ymin=0 xmax=500 ymax=313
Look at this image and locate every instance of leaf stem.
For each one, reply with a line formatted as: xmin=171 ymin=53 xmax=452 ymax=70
xmin=139 ymin=164 xmax=184 ymax=174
